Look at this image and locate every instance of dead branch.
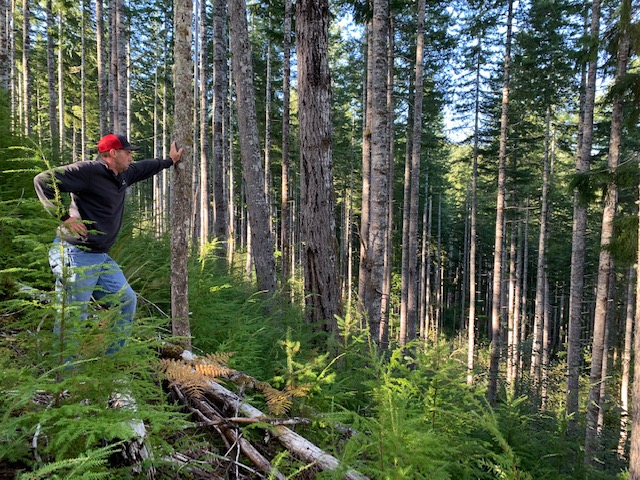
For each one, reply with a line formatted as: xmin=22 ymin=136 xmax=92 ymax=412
xmin=205 ymin=380 xmax=369 ymax=480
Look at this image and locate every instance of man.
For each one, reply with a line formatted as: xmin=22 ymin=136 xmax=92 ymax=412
xmin=34 ymin=133 xmax=184 ymax=355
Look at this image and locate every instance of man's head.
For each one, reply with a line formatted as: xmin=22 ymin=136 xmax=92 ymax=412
xmin=97 ymin=134 xmax=140 ymax=174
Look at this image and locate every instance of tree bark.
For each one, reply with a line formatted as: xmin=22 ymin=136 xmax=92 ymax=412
xmin=228 ymin=0 xmax=277 ymax=294
xmin=212 ymin=0 xmax=228 ymax=254
xmin=531 ymin=106 xmax=552 ymax=393
xmin=619 ymin=267 xmax=634 ymax=459
xmin=360 ymin=0 xmax=389 ymax=344
xmin=584 ymin=0 xmax=624 ymax=460
xmin=296 ymin=0 xmax=341 ymax=333
xmin=21 ymin=0 xmax=31 ymax=136
xmin=379 ymin=15 xmax=394 ymax=348
xmin=45 ymin=0 xmax=58 ymax=158
xmin=567 ymin=0 xmax=599 ymax=429
xmin=95 ymin=0 xmax=107 ymax=136
xmin=0 ymin=0 xmax=7 ymax=91
xmin=198 ymin=0 xmax=210 ymax=253
xmin=280 ymin=0 xmax=292 ymax=294
xmin=399 ymin=0 xmax=424 ymax=345
xmin=467 ymin=36 xmax=481 ymax=384
xmin=487 ymin=0 xmax=513 ymax=405
xmin=170 ymin=0 xmax=194 ymax=347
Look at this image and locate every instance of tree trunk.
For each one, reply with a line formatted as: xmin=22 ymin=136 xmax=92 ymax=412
xmin=467 ymin=37 xmax=481 ymax=384
xmin=95 ymin=0 xmax=107 ymax=136
xmin=264 ymin=35 xmax=273 ymax=237
xmin=567 ymin=0 xmax=599 ymax=429
xmin=80 ymin=0 xmax=86 ymax=162
xmin=400 ymin=0 xmax=424 ymax=345
xmin=531 ymin=106 xmax=552 ymax=393
xmin=21 ymin=0 xmax=30 ymax=135
xmin=57 ymin=11 xmax=64 ymax=156
xmin=357 ymin=21 xmax=373 ymax=321
xmin=630 ymin=184 xmax=640 ymax=476
xmin=507 ymin=215 xmax=517 ymax=387
xmin=212 ymin=0 xmax=228 ymax=254
xmin=296 ymin=0 xmax=341 ymax=333
xmin=280 ymin=0 xmax=292 ymax=291
xmin=360 ymin=0 xmax=389 ymax=344
xmin=584 ymin=0 xmax=624 ymax=459
xmin=0 ymin=0 xmax=7 ymax=91
xmin=487 ymin=0 xmax=513 ymax=405
xmin=198 ymin=0 xmax=210 ymax=253
xmin=45 ymin=0 xmax=58 ymax=157
xmin=228 ymin=0 xmax=277 ymax=294
xmin=379 ymin=15 xmax=394 ymax=348
xmin=618 ymin=267 xmax=634 ymax=459
xmin=170 ymin=0 xmax=194 ymax=347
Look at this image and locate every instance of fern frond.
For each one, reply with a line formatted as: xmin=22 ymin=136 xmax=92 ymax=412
xmin=201 ymin=352 xmax=235 ymax=365
xmin=260 ymin=384 xmax=293 ymax=416
xmin=194 ymin=362 xmax=233 ymax=378
xmin=285 ymin=383 xmax=312 ymax=398
xmin=161 ymin=359 xmax=210 ymax=399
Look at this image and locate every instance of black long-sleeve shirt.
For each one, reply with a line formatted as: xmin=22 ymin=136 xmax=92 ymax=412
xmin=34 ymin=157 xmax=173 ymax=253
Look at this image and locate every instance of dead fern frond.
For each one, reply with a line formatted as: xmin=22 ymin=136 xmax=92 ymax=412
xmin=201 ymin=352 xmax=235 ymax=365
xmin=194 ymin=362 xmax=234 ymax=378
xmin=285 ymin=383 xmax=312 ymax=398
xmin=260 ymin=384 xmax=293 ymax=416
xmin=161 ymin=358 xmax=211 ymax=399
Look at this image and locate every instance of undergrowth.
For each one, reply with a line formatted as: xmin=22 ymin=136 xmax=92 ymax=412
xmin=1 ymin=136 xmax=626 ymax=479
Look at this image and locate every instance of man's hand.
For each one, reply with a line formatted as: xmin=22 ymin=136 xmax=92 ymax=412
xmin=169 ymin=141 xmax=185 ymax=165
xmin=63 ymin=216 xmax=88 ymax=237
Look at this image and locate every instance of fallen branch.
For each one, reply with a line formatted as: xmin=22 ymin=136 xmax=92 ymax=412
xmin=205 ymin=380 xmax=369 ymax=480
xmin=172 ymin=385 xmax=285 ymax=480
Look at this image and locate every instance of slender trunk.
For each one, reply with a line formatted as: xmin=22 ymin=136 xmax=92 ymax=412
xmin=618 ymin=267 xmax=634 ymax=459
xmin=199 ymin=0 xmax=210 ymax=252
xmin=212 ymin=0 xmax=228 ymax=254
xmin=361 ymin=0 xmax=389 ymax=343
xmin=541 ymin=272 xmax=550 ymax=409
xmin=116 ymin=0 xmax=126 ymax=134
xmin=227 ymin=54 xmax=236 ymax=267
xmin=425 ymin=194 xmax=433 ymax=338
xmin=511 ymin=209 xmax=523 ymax=389
xmin=507 ymin=216 xmax=517 ymax=387
xmin=584 ymin=0 xmax=618 ymax=462
xmin=0 ymin=0 xmax=7 ymax=91
xmin=264 ymin=35 xmax=273 ymax=237
xmin=487 ymin=0 xmax=513 ymax=405
xmin=467 ymin=39 xmax=481 ymax=384
xmin=57 ymin=11 xmax=64 ymax=156
xmin=280 ymin=0 xmax=292 ymax=290
xmin=228 ymin=0 xmax=277 ymax=294
xmin=567 ymin=0 xmax=599 ymax=429
xmin=96 ymin=0 xmax=107 ymax=135
xmin=379 ymin=15 xmax=394 ymax=348
xmin=531 ymin=106 xmax=552 ymax=393
xmin=419 ymin=169 xmax=429 ymax=338
xmin=80 ymin=0 xmax=86 ymax=161
xmin=171 ymin=0 xmax=194 ymax=347
xmin=21 ymin=0 xmax=30 ymax=135
xmin=402 ymin=0 xmax=425 ymax=344
xmin=357 ymin=22 xmax=373 ymax=320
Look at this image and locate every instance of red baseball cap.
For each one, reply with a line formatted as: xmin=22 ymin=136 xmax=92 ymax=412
xmin=97 ymin=134 xmax=141 ymax=153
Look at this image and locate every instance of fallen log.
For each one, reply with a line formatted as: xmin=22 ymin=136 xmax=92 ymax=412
xmin=205 ymin=380 xmax=369 ymax=480
xmin=172 ymin=385 xmax=285 ymax=480
xmin=162 ymin=349 xmax=369 ymax=479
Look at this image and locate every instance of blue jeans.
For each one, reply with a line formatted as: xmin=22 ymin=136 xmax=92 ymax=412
xmin=49 ymin=238 xmax=137 ymax=355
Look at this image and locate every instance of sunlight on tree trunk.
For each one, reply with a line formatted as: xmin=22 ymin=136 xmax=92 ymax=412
xmin=170 ymin=0 xmax=194 ymax=348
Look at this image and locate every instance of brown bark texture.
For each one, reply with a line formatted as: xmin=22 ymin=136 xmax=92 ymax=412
xmin=296 ymin=0 xmax=341 ymax=331
xmin=228 ymin=0 xmax=277 ymax=294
